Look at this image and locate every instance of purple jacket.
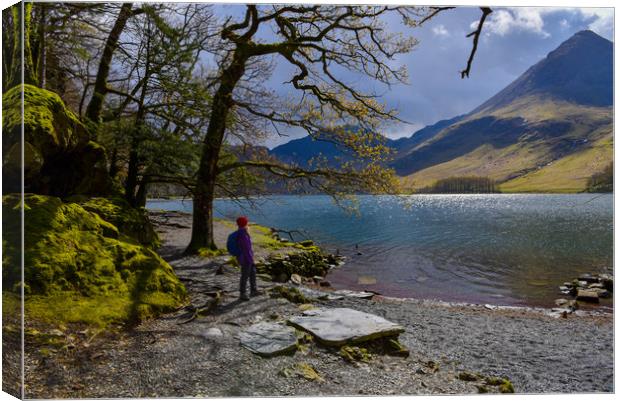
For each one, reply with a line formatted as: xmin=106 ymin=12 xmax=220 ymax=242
xmin=237 ymin=228 xmax=254 ymax=266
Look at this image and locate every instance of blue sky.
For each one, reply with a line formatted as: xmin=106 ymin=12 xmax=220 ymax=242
xmin=211 ymin=6 xmax=613 ymax=148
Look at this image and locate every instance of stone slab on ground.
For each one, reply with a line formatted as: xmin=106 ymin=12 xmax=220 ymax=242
xmin=288 ymin=307 xmax=405 ymax=346
xmin=333 ymin=289 xmax=375 ymax=299
xmin=297 ymin=287 xmax=344 ymax=300
xmin=239 ymin=322 xmax=298 ymax=356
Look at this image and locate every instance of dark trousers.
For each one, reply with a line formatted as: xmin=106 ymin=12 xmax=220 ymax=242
xmin=240 ymin=263 xmax=257 ymax=295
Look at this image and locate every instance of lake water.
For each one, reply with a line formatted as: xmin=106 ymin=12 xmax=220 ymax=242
xmin=147 ymin=194 xmax=613 ymax=308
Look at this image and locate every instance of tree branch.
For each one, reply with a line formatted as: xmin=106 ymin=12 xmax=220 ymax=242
xmin=461 ymin=7 xmax=492 ymax=79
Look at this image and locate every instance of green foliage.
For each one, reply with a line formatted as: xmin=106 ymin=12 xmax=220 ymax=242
xmin=586 ymin=162 xmax=613 ymax=193
xmin=499 ymin=379 xmax=515 ymax=393
xmin=198 ymin=248 xmax=227 ymax=258
xmin=2 ymin=194 xmax=186 ymax=327
xmin=419 ymin=176 xmax=499 ymax=194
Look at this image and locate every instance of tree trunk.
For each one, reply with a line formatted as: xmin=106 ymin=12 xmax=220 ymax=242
xmin=36 ymin=4 xmax=46 ymax=89
xmin=3 ymin=4 xmax=22 ymax=89
xmin=185 ymin=50 xmax=248 ymax=254
xmin=23 ymin=2 xmax=38 ymax=86
xmin=85 ymin=3 xmax=133 ymax=123
xmin=136 ymin=178 xmax=148 ymax=208
xmin=125 ymin=144 xmax=139 ymax=206
xmin=108 ymin=146 xmax=119 ymax=178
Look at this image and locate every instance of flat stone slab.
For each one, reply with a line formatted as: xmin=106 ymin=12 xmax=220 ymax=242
xmin=288 ymin=308 xmax=404 ymax=346
xmin=333 ymin=289 xmax=375 ymax=299
xmin=297 ymin=287 xmax=344 ymax=300
xmin=239 ymin=322 xmax=298 ymax=356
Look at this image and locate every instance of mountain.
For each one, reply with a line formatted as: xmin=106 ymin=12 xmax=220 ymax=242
xmin=394 ymin=30 xmax=613 ymax=192
xmin=270 ymin=30 xmax=613 ymax=193
xmin=270 ymin=129 xmax=398 ymax=168
xmin=270 ymin=135 xmax=355 ymax=167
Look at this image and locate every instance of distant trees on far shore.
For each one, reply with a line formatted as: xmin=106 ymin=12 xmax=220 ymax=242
xmin=586 ymin=163 xmax=613 ymax=193
xmin=417 ymin=176 xmax=499 ymax=194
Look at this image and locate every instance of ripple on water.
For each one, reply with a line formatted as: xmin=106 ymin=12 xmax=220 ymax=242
xmin=147 ymin=194 xmax=613 ymax=307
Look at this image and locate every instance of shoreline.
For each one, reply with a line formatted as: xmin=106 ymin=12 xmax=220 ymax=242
xmin=147 ymin=210 xmax=615 ymax=393
xmin=20 ymin=209 xmax=613 ymax=397
xmin=147 ymin=208 xmax=613 ymax=316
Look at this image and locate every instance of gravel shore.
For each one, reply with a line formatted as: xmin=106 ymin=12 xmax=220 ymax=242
xmin=23 ymin=211 xmax=613 ymax=397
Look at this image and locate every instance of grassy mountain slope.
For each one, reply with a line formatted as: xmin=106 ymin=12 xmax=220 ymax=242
xmin=397 ymin=30 xmax=613 ymax=193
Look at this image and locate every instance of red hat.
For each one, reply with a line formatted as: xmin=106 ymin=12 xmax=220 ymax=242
xmin=236 ymin=216 xmax=248 ymax=228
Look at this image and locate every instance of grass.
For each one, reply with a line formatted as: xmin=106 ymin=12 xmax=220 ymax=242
xmin=500 ymin=134 xmax=613 ymax=193
xmin=4 ymin=291 xmax=131 ymax=329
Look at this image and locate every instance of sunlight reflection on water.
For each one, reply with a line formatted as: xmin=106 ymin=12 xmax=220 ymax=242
xmin=147 ymin=194 xmax=613 ymax=307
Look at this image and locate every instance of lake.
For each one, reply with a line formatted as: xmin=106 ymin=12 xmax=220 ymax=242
xmin=147 ymin=194 xmax=613 ymax=308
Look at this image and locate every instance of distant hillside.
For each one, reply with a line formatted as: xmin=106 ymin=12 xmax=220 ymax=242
xmin=270 ymin=129 xmax=398 ymax=168
xmin=395 ymin=30 xmax=613 ymax=193
xmin=270 ymin=135 xmax=355 ymax=167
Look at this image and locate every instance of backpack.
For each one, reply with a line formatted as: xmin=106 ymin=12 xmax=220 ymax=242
xmin=226 ymin=230 xmax=241 ymax=257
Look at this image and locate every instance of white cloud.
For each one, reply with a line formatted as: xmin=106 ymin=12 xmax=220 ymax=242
xmin=432 ymin=24 xmax=450 ymax=37
xmin=578 ymin=8 xmax=613 ymax=38
xmin=480 ymin=7 xmax=614 ymax=40
xmin=483 ymin=8 xmax=551 ymax=38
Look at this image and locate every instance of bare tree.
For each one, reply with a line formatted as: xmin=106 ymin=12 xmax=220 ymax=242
xmin=184 ymin=5 xmax=435 ymax=252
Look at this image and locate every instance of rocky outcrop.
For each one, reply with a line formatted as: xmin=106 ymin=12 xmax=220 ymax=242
xmin=2 ymin=84 xmax=112 ymax=196
xmin=257 ymin=246 xmax=341 ymax=282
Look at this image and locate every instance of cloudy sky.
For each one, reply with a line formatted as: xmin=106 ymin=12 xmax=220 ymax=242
xmin=217 ymin=6 xmax=613 ymax=148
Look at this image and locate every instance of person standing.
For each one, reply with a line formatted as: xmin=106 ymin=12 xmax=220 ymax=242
xmin=235 ymin=216 xmax=259 ymax=301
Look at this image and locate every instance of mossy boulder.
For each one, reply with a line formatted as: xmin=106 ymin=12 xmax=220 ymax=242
xmin=2 ymin=84 xmax=112 ymax=196
xmin=76 ymin=196 xmax=159 ymax=247
xmin=2 ymin=194 xmax=186 ymax=326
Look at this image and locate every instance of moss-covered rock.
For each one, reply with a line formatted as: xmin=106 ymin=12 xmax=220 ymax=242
xmin=3 ymin=84 xmax=89 ymax=156
xmin=2 ymin=194 xmax=186 ymax=326
xmin=339 ymin=345 xmax=372 ymax=363
xmin=76 ymin=196 xmax=159 ymax=247
xmin=2 ymin=84 xmax=112 ymax=196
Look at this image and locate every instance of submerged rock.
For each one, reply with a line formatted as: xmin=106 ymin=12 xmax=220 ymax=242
xmin=591 ymin=288 xmax=611 ymax=298
xmin=288 ymin=308 xmax=404 ymax=346
xmin=576 ymin=290 xmax=599 ymax=303
xmin=239 ymin=322 xmax=298 ymax=356
xmin=357 ymin=275 xmax=377 ymax=285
